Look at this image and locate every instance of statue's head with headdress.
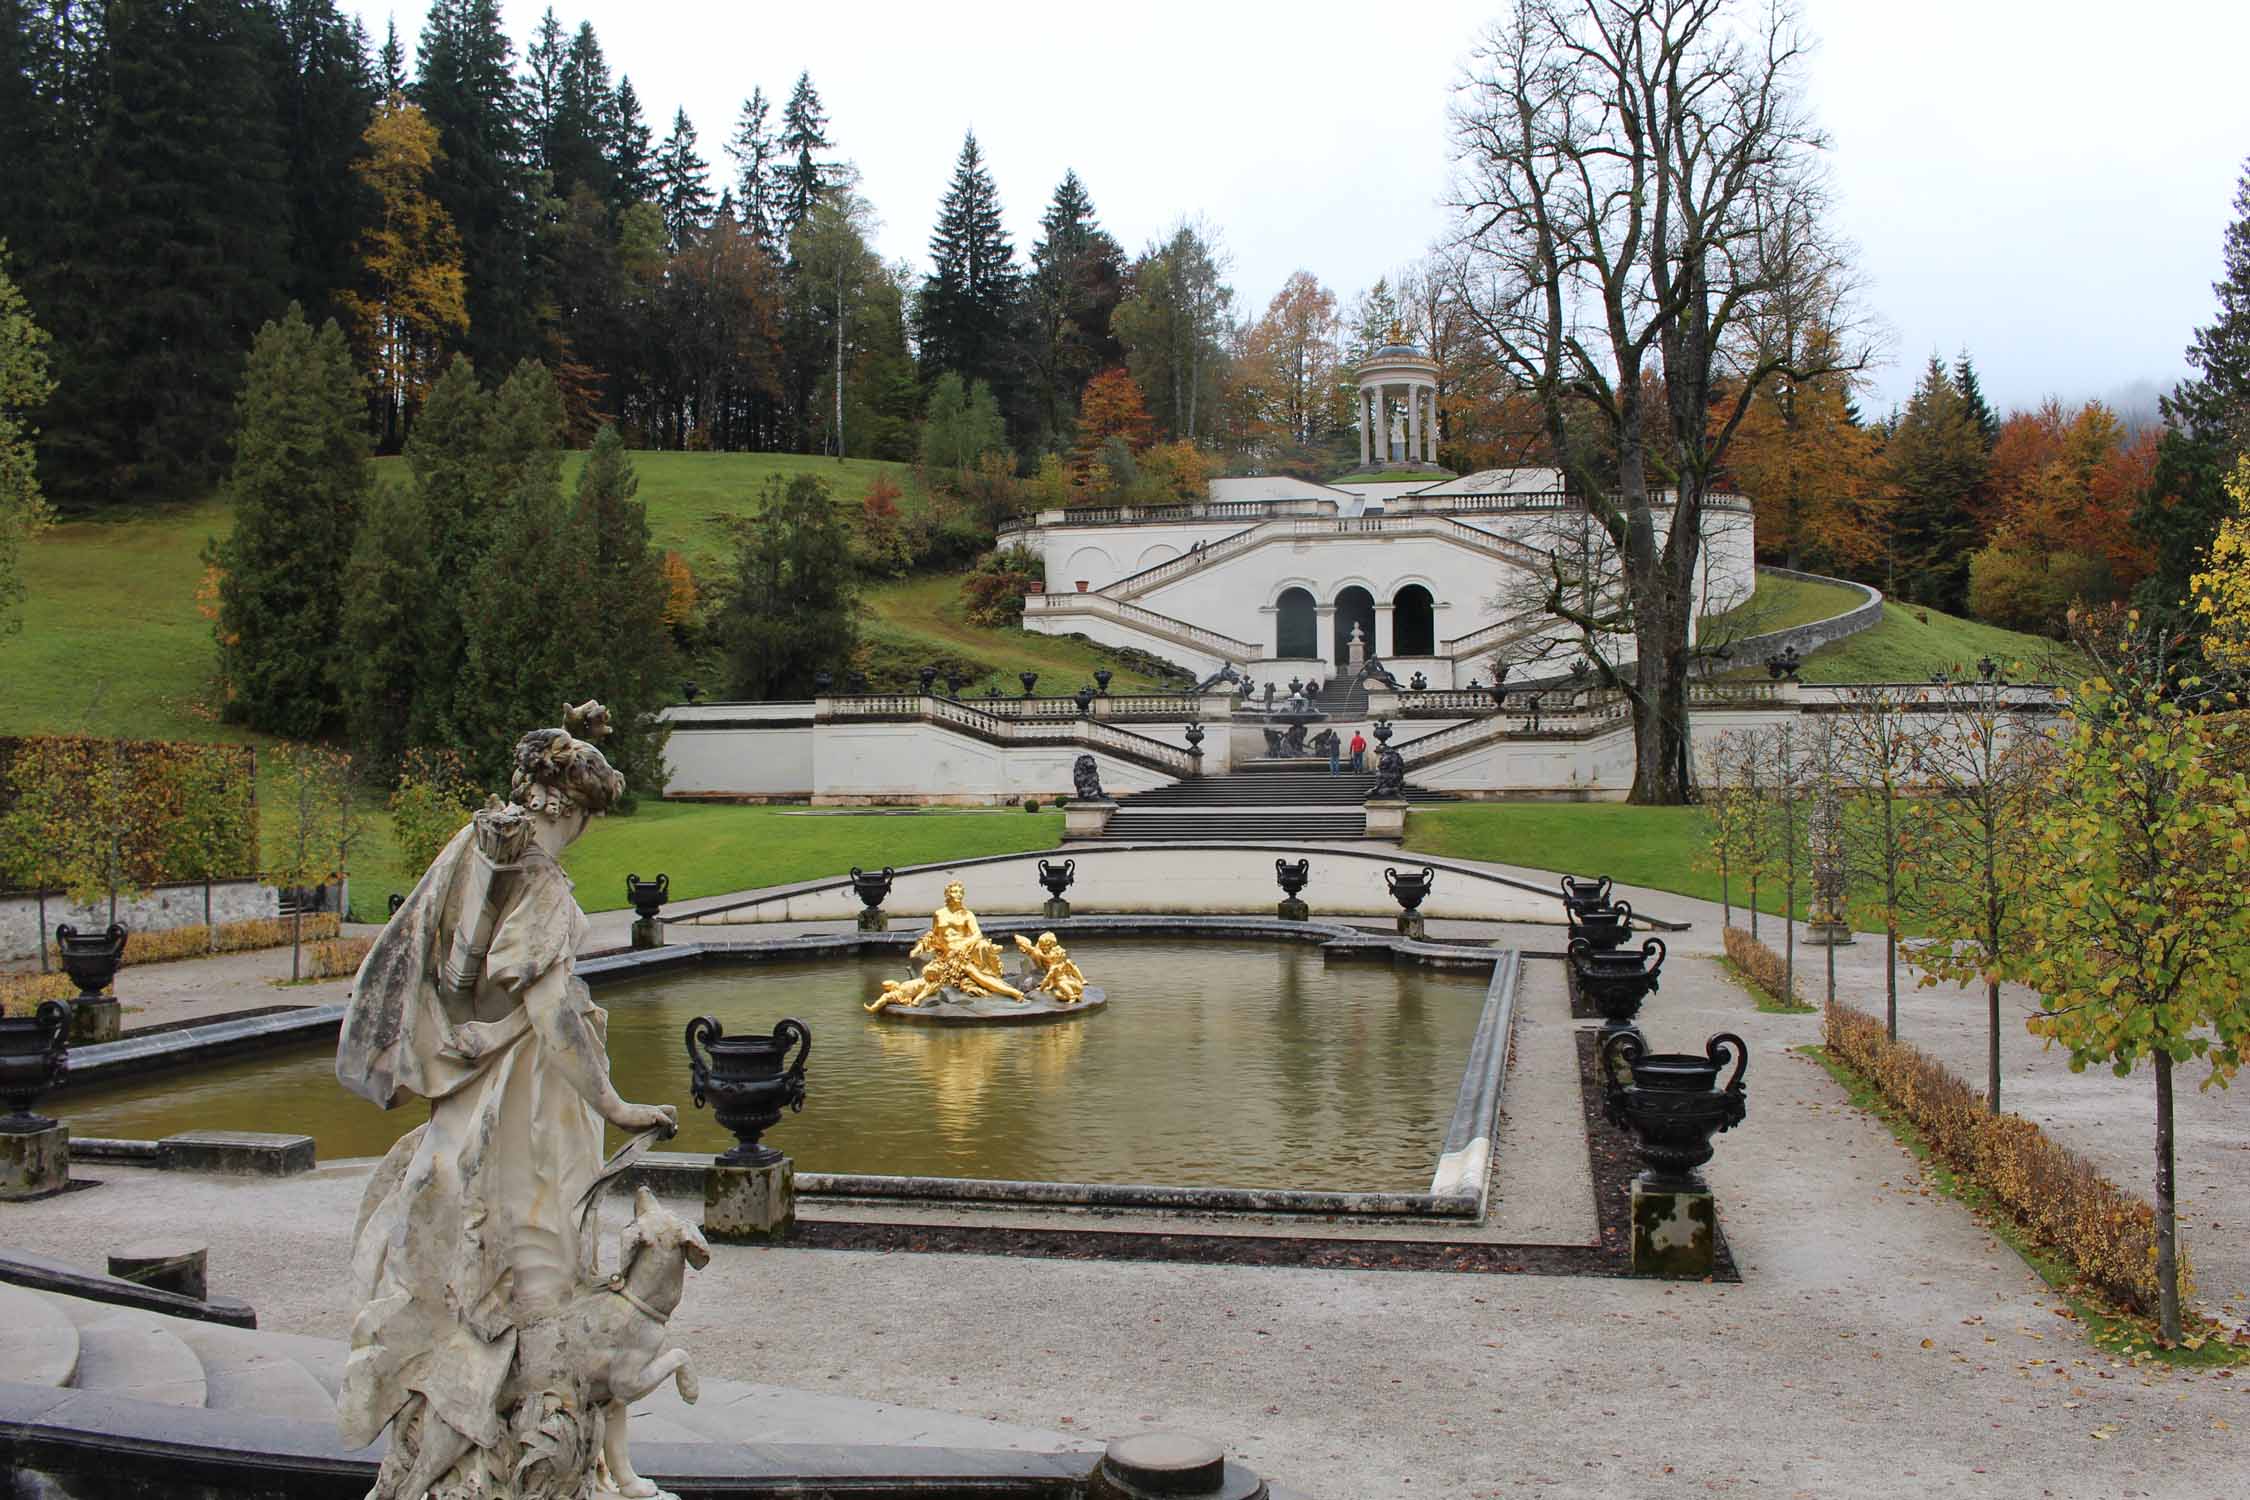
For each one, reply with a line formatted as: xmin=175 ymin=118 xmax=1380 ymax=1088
xmin=510 ymin=708 xmax=626 ymax=823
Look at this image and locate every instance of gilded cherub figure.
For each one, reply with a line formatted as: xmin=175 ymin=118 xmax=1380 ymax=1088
xmin=1013 ymin=931 xmax=1087 ymax=1005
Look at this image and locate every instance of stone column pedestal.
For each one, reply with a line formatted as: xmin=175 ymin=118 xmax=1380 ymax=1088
xmin=1043 ymin=897 xmax=1072 ymax=922
xmin=1802 ymin=919 xmax=1855 ymax=947
xmin=1362 ymin=798 xmax=1408 ymax=840
xmin=108 ymin=1241 xmax=208 ymax=1300
xmin=0 ymin=1122 xmax=69 ymax=1201
xmin=705 ymin=1156 xmax=794 ymax=1244
xmin=1062 ymin=798 xmax=1117 ymax=840
xmin=70 ymin=997 xmax=121 ymax=1045
xmin=855 ymin=907 xmax=889 ymax=932
xmin=1630 ymin=1180 xmax=1716 ymax=1278
xmin=1276 ymin=897 xmax=1309 ymax=922
xmin=630 ymin=917 xmax=662 ymax=950
xmin=1395 ymin=912 xmax=1426 ymax=941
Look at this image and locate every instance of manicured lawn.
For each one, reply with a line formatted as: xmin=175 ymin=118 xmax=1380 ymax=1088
xmin=862 ymin=574 xmax=1181 ymax=693
xmin=1703 ymin=570 xmax=1866 ymax=637
xmin=372 ymin=450 xmax=922 ymax=572
xmin=1790 ymin=601 xmax=2088 ymax=686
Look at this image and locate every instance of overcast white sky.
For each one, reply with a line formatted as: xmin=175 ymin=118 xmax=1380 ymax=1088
xmin=343 ymin=0 xmax=2250 ymax=417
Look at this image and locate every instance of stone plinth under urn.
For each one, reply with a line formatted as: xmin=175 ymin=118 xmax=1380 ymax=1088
xmin=1602 ymin=1030 xmax=1748 ymax=1278
xmin=56 ymin=922 xmax=125 ymax=1044
xmin=687 ymin=1014 xmax=810 ymax=1243
xmin=625 ymin=872 xmax=669 ymax=949
xmin=1 ymin=999 xmax=71 ymax=1201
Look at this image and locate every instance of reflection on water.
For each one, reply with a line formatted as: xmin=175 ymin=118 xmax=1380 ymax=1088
xmin=58 ymin=940 xmax=1488 ymax=1193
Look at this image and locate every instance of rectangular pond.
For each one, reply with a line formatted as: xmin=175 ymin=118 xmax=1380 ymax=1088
xmin=57 ymin=939 xmax=1495 ymax=1196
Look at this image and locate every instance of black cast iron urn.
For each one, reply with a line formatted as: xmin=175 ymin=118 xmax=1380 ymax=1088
xmin=1275 ymin=859 xmax=1310 ymax=900
xmin=1569 ymin=899 xmax=1634 ymax=953
xmin=918 ymin=665 xmax=939 ymax=694
xmin=1559 ymin=874 xmax=1614 ymax=920
xmin=1185 ymin=721 xmax=1205 ymax=754
xmin=849 ymin=865 xmax=897 ymax=911
xmin=1384 ymin=865 xmax=1436 ymax=914
xmin=1094 ymin=668 xmax=1113 ymax=694
xmin=1571 ymin=936 xmax=1666 ymax=1032
xmin=1020 ymin=671 xmax=1040 ymax=697
xmin=625 ymin=873 xmax=670 ymax=922
xmin=1600 ymin=1030 xmax=1748 ymax=1189
xmin=685 ymin=1016 xmax=811 ymax=1167
xmin=1076 ymin=685 xmax=1096 ymax=715
xmin=0 ymin=1000 xmax=70 ymax=1134
xmin=1038 ymin=858 xmax=1077 ymax=901
xmin=55 ymin=923 xmax=125 ymax=1002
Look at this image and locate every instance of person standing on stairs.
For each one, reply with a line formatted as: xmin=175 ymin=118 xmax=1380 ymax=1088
xmin=1349 ymin=728 xmax=1367 ymax=772
xmin=1328 ymin=732 xmax=1341 ymax=774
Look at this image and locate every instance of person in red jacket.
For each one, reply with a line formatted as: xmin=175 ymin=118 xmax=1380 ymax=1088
xmin=1349 ymin=729 xmax=1367 ymax=772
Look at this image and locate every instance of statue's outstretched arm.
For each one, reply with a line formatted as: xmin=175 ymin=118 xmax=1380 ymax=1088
xmin=523 ymin=967 xmax=676 ymax=1135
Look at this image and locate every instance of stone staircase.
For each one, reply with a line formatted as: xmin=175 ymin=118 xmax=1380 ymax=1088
xmin=1101 ymin=767 xmax=1454 ymax=841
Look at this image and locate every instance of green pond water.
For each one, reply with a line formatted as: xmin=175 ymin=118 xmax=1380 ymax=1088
xmin=59 ymin=940 xmax=1491 ymax=1193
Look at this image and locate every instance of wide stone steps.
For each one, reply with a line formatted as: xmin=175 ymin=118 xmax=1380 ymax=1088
xmin=0 ymin=1282 xmax=81 ymax=1389
xmin=69 ymin=1310 xmax=209 ymax=1408
xmin=1103 ymin=812 xmax=1375 ymax=840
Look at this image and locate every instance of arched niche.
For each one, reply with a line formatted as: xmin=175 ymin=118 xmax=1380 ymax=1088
xmin=1392 ymin=584 xmax=1436 ymax=656
xmin=1333 ymin=585 xmax=1375 ymax=669
xmin=1275 ymin=587 xmax=1318 ymax=660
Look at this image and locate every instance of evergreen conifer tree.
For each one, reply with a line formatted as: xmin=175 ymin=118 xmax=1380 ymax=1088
xmin=41 ymin=0 xmax=290 ymax=507
xmin=655 ymin=107 xmax=712 ymax=251
xmin=1953 ymin=350 xmax=1999 ymax=449
xmin=725 ymin=87 xmax=777 ymax=242
xmin=1026 ymin=169 xmax=1125 ymax=447
xmin=777 ymin=72 xmax=831 ymax=239
xmin=2135 ymin=158 xmax=2250 ymax=619
xmin=917 ymin=132 xmax=1019 ymax=398
xmin=716 ymin=473 xmax=858 ymax=699
xmin=274 ymin=0 xmax=378 ymax=324
xmin=0 ymin=239 xmax=55 ymax=645
xmin=608 ymin=76 xmax=654 ymax=207
xmin=1885 ymin=356 xmax=1986 ymax=611
xmin=211 ymin=304 xmax=372 ymax=736
xmin=377 ymin=14 xmax=406 ymax=96
xmin=546 ymin=21 xmax=612 ymax=203
xmin=556 ymin=424 xmax=672 ymax=795
xmin=339 ymin=455 xmax=431 ymax=770
xmin=396 ymin=355 xmax=489 ymax=749
xmin=414 ymin=0 xmax=534 ymax=373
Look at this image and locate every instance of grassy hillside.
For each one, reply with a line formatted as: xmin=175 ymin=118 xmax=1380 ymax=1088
xmin=861 ymin=575 xmax=1181 ymax=694
xmin=1703 ymin=571 xmax=1866 ymax=637
xmin=1795 ymin=601 xmax=2087 ymax=685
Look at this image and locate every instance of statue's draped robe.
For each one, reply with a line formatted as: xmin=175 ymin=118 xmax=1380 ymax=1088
xmin=335 ymin=823 xmax=601 ymax=1455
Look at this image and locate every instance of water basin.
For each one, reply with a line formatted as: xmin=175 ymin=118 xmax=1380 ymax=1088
xmin=59 ymin=939 xmax=1492 ymax=1194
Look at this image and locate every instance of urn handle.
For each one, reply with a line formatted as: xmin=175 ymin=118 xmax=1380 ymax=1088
xmin=1598 ymin=1026 xmax=1645 ymax=1123
xmin=774 ymin=1017 xmax=812 ymax=1112
xmin=685 ymin=1014 xmax=722 ymax=1110
xmin=1608 ymin=899 xmax=1633 ymax=927
xmin=1708 ymin=1032 xmax=1749 ymax=1096
xmin=1638 ymin=937 xmax=1667 ymax=970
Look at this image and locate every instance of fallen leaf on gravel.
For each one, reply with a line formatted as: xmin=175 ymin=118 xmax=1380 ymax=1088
xmin=2089 ymin=1425 xmax=2118 ymax=1441
xmin=1921 ymin=1339 xmax=1935 ymax=1349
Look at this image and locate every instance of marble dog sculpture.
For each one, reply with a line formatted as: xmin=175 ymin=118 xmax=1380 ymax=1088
xmin=381 ymin=1186 xmax=709 ymax=1500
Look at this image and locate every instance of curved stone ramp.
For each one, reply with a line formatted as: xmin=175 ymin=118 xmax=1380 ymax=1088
xmin=0 ymin=1284 xmax=1294 ymax=1497
xmin=666 ymin=839 xmax=1685 ymax=929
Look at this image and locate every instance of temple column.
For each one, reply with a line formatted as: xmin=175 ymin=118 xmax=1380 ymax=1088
xmin=1424 ymin=385 xmax=1438 ymax=462
xmin=1373 ymin=602 xmax=1396 ymax=657
xmin=1407 ymin=383 xmax=1422 ymax=465
xmin=1359 ymin=389 xmax=1371 ymax=466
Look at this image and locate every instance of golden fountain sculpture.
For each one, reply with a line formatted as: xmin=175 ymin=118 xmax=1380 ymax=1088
xmin=866 ymin=882 xmax=1097 ymax=1016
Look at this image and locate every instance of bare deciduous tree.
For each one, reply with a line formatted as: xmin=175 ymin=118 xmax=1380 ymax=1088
xmin=1449 ymin=0 xmax=1870 ymax=801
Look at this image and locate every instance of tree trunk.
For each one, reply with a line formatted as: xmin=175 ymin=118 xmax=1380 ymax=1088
xmin=204 ymin=879 xmax=214 ymax=953
xmin=291 ymin=907 xmax=302 ymax=983
xmin=1748 ymin=878 xmax=1759 ymax=940
xmin=1985 ymin=977 xmax=2002 ymax=1114
xmin=1825 ymin=930 xmax=1835 ymax=1007
xmin=1884 ymin=923 xmax=1898 ymax=1042
xmin=2154 ymin=1049 xmax=2181 ymax=1342
xmin=36 ymin=891 xmax=50 ymax=972
xmin=1720 ymin=868 xmax=1731 ymax=930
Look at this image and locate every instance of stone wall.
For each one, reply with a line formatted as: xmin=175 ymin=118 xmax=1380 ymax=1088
xmin=0 ymin=878 xmax=282 ymax=964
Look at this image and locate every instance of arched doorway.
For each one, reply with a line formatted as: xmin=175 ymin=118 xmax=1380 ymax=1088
xmin=1275 ymin=587 xmax=1317 ymax=659
xmin=1333 ymin=586 xmax=1375 ymax=669
xmin=1392 ymin=584 xmax=1435 ymax=656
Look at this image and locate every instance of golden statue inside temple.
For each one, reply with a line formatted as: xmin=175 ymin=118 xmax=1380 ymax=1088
xmin=864 ymin=884 xmax=1100 ymax=1017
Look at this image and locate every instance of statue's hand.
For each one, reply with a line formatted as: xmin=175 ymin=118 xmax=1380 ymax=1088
xmin=609 ymin=1100 xmax=678 ymax=1139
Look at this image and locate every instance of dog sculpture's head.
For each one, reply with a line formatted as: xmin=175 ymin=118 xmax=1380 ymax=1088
xmin=621 ymin=1184 xmax=712 ymax=1276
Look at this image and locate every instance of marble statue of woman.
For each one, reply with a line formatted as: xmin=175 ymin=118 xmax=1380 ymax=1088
xmin=336 ymin=717 xmax=679 ymax=1500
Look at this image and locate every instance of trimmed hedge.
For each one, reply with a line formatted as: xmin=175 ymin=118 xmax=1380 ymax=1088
xmin=1823 ymin=999 xmax=2180 ymax=1315
xmin=304 ymin=935 xmax=373 ymax=980
xmin=1724 ymin=924 xmax=1804 ymax=1006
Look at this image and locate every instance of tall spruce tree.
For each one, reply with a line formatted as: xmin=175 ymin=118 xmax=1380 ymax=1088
xmin=725 ymin=87 xmax=776 ymax=242
xmin=608 ymin=76 xmax=654 ymax=208
xmin=274 ymin=0 xmax=377 ymax=324
xmin=41 ymin=0 xmax=290 ymax=507
xmin=377 ymin=14 xmax=405 ymax=96
xmin=547 ymin=22 xmax=613 ymax=204
xmin=1885 ymin=356 xmax=1987 ymax=611
xmin=654 ymin=107 xmax=712 ymax=251
xmin=916 ymin=132 xmax=1019 ymax=402
xmin=413 ymin=0 xmax=534 ymax=374
xmin=2135 ymin=157 xmax=2250 ymax=620
xmin=1953 ymin=350 xmax=1999 ymax=450
xmin=211 ymin=305 xmax=371 ymax=736
xmin=776 ymin=72 xmax=830 ymax=240
xmin=1026 ymin=170 xmax=1125 ymax=448
xmin=556 ymin=424 xmax=671 ymax=795
xmin=339 ymin=449 xmax=432 ymax=769
xmin=396 ymin=355 xmax=489 ymax=750
xmin=716 ymin=472 xmax=858 ymax=698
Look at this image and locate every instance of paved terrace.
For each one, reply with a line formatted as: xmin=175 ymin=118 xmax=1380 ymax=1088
xmin=6 ymin=856 xmax=2245 ymax=1496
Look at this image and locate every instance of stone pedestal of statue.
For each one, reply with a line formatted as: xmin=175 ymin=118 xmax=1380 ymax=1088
xmin=630 ymin=916 xmax=662 ymax=950
xmin=0 ymin=1123 xmax=69 ymax=1201
xmin=1362 ymin=798 xmax=1408 ymax=841
xmin=1062 ymin=798 xmax=1116 ymax=840
xmin=1802 ymin=918 xmax=1855 ymax=947
xmin=855 ymin=906 xmax=889 ymax=932
xmin=1631 ymin=1181 xmax=1716 ymax=1278
xmin=70 ymin=998 xmax=121 ymax=1045
xmin=1043 ymin=897 xmax=1072 ymax=921
xmin=1276 ymin=896 xmax=1309 ymax=922
xmin=705 ymin=1156 xmax=794 ymax=1244
xmin=1395 ymin=912 xmax=1426 ymax=941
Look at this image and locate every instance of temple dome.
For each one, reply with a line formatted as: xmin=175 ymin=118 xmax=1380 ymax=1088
xmin=1369 ymin=341 xmax=1427 ymax=360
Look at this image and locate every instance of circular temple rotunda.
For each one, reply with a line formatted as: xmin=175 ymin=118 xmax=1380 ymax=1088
xmin=1355 ymin=342 xmax=1441 ymax=470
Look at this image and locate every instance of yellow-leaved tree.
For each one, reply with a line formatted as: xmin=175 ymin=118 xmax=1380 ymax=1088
xmin=338 ymin=96 xmax=468 ymax=451
xmin=2188 ymin=453 xmax=2250 ymax=668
